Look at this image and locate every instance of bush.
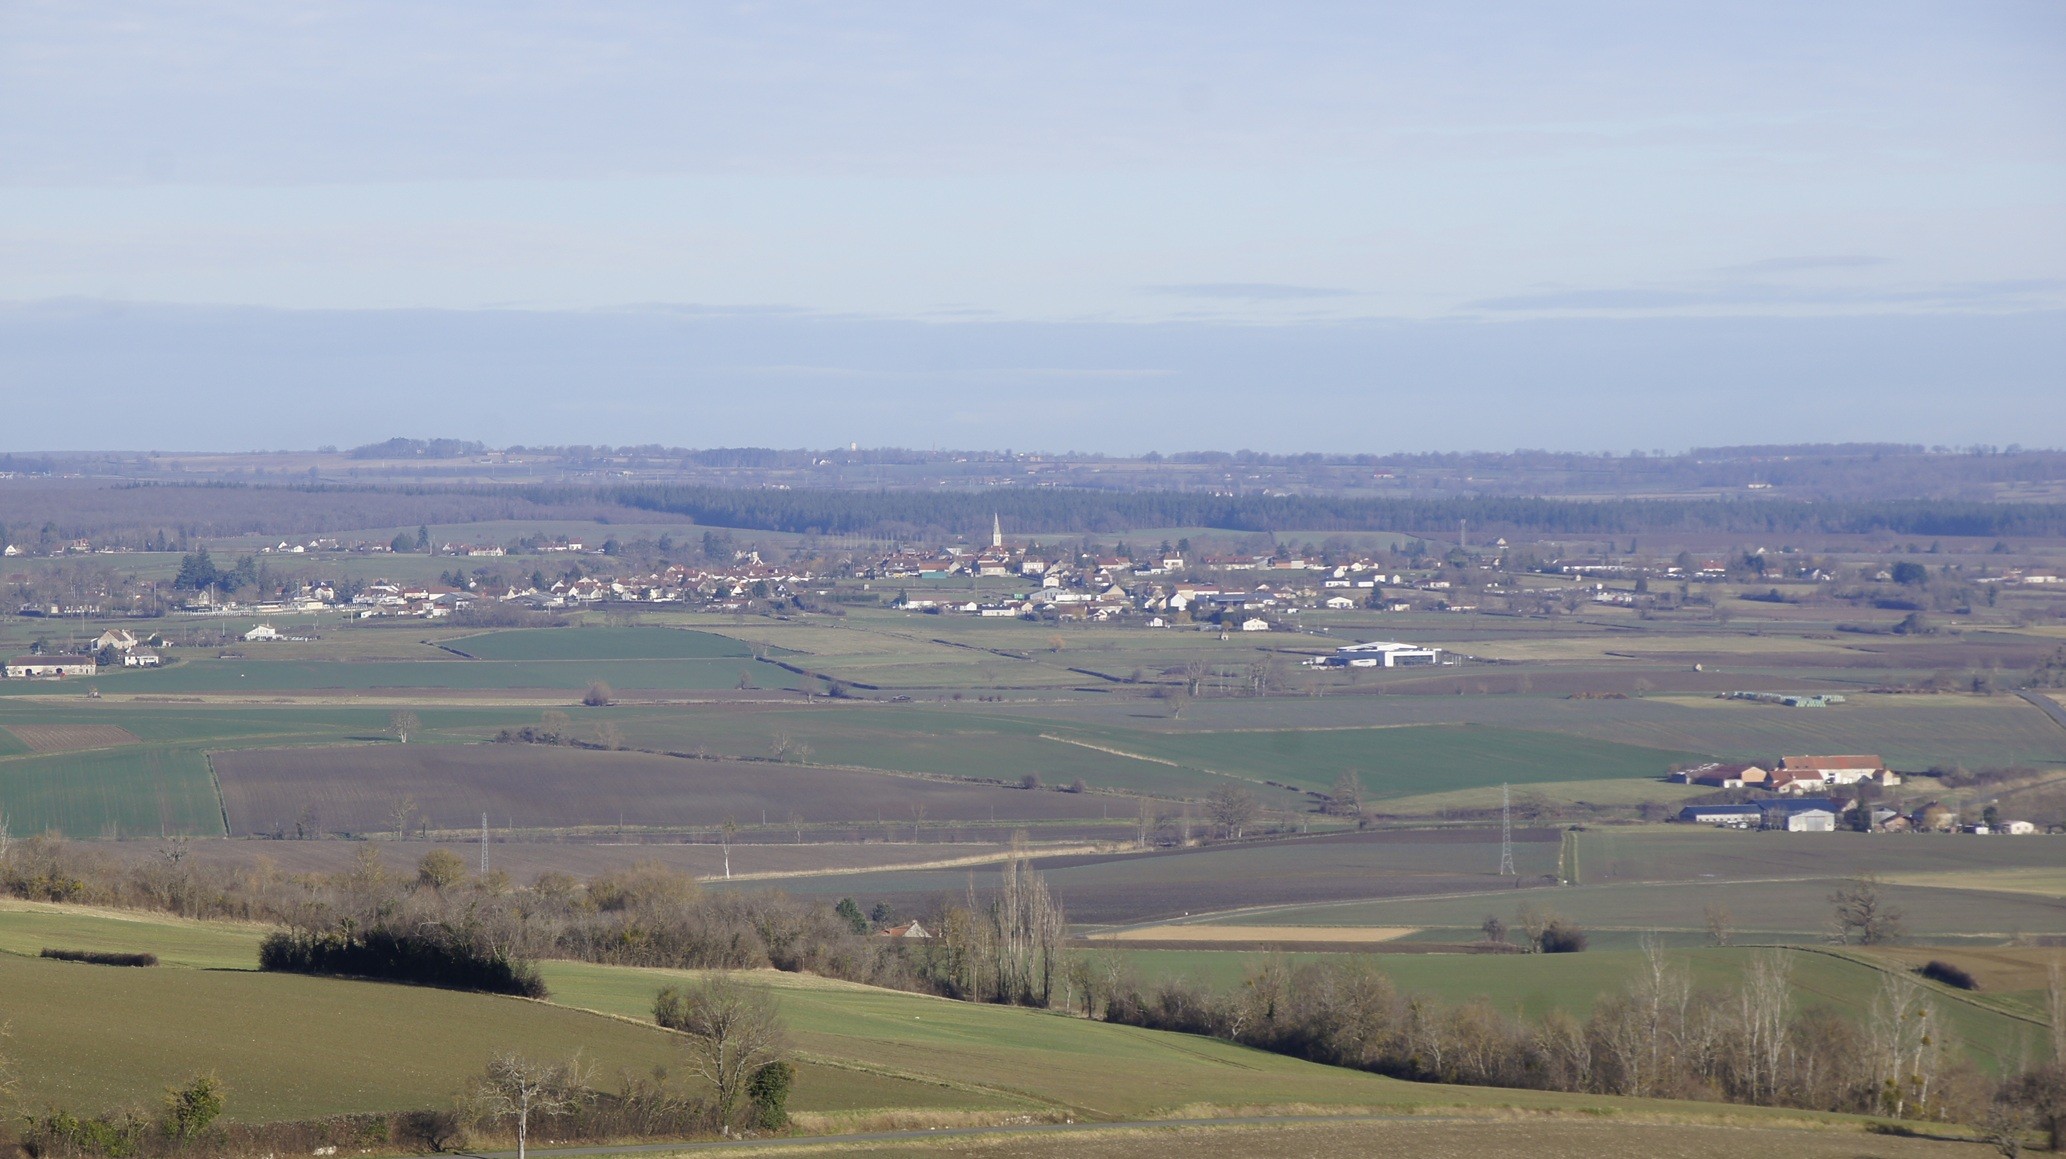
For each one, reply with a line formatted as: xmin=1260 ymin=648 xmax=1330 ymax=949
xmin=582 ymin=680 xmax=614 ymax=707
xmin=259 ymin=929 xmax=546 ymax=998
xmin=1918 ymin=959 xmax=1979 ymax=990
xmin=747 ymin=1060 xmax=794 ymax=1130
xmin=40 ymin=948 xmax=158 ymax=967
xmin=1539 ymin=920 xmax=1589 ymax=953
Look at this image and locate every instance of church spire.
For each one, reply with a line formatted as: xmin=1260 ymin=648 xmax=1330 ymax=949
xmin=991 ymin=513 xmax=1003 ymax=549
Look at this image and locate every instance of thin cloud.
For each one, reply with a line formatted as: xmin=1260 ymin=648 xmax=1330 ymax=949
xmin=1468 ymin=279 xmax=2065 ymax=312
xmin=1144 ymin=283 xmax=1358 ymax=301
xmin=1717 ymin=255 xmax=1888 ymax=275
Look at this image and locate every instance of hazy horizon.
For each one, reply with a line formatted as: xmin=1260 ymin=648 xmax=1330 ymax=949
xmin=2 ymin=3 xmax=2060 ymax=451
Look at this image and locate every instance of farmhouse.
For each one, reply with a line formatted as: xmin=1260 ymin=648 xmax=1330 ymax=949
xmin=243 ymin=624 xmax=282 ymax=642
xmin=122 ymin=650 xmax=162 ymax=667
xmin=5 ymin=654 xmax=98 ymax=678
xmin=1773 ymin=754 xmax=1898 ymax=788
xmin=1669 ymin=762 xmax=1770 ymax=789
xmin=1239 ymin=618 xmax=1271 ymax=632
xmin=880 ymin=921 xmax=932 ymax=939
xmin=93 ymin=628 xmax=139 ymax=652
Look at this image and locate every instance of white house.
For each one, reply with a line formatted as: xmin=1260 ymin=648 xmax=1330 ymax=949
xmin=1333 ymin=641 xmax=1442 ymax=667
xmin=243 ymin=624 xmax=281 ymax=642
xmin=93 ymin=629 xmax=139 ymax=653
xmin=122 ymin=650 xmax=163 ymax=668
xmin=1239 ymin=617 xmax=1271 ymax=632
xmin=1324 ymin=595 xmax=1357 ymax=609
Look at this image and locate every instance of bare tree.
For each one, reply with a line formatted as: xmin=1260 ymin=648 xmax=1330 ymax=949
xmin=388 ymin=709 xmax=420 ymax=745
xmin=472 ymin=1052 xmax=590 ymax=1159
xmin=593 ymin=721 xmax=624 ymax=751
xmin=1830 ymin=873 xmax=1904 ymax=944
xmin=389 ymin=794 xmax=417 ymax=841
xmin=720 ymin=818 xmax=738 ymax=880
xmin=1703 ymin=902 xmax=1733 ymax=947
xmin=1736 ymin=950 xmax=1792 ymax=1104
xmin=654 ymin=976 xmax=790 ymax=1131
xmin=582 ymin=680 xmax=614 ymax=707
xmin=1206 ymin=785 xmax=1259 ymax=839
xmin=1867 ymin=969 xmax=1941 ymax=1118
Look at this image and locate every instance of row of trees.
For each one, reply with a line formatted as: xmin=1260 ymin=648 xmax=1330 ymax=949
xmin=1083 ymin=938 xmax=2064 ymax=1136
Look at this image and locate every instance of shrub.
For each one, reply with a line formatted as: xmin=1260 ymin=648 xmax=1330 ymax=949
xmin=1918 ymin=959 xmax=1979 ymax=990
xmin=582 ymin=681 xmax=614 ymax=707
xmin=747 ymin=1061 xmax=794 ymax=1130
xmin=259 ymin=929 xmax=546 ymax=998
xmin=1539 ymin=920 xmax=1589 ymax=953
xmin=40 ymin=948 xmax=158 ymax=967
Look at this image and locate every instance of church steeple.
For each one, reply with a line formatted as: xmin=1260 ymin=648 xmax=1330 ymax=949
xmin=991 ymin=513 xmax=1003 ymax=549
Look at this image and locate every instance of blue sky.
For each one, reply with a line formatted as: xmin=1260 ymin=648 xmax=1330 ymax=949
xmin=1 ymin=2 xmax=2060 ymax=451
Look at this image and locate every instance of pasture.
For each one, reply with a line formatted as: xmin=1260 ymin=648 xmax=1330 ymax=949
xmin=210 ymin=743 xmax=1129 ymax=837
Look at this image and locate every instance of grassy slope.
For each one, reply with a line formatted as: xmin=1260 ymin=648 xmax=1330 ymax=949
xmin=0 ymin=904 xmax=1870 ymax=1131
xmin=1081 ymin=944 xmax=2052 ymax=1074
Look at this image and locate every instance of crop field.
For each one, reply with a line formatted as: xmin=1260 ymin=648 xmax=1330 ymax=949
xmin=1083 ymin=724 xmax=1707 ymax=797
xmin=61 ymin=656 xmax=804 ymax=695
xmin=1059 ymin=691 xmax=2066 ymax=773
xmin=0 ymin=744 xmax=224 ymax=837
xmin=1574 ymin=829 xmax=2066 ymax=885
xmin=1219 ymin=875 xmax=2066 ymax=946
xmin=84 ymin=837 xmax=1032 ymax=881
xmin=447 ymin=625 xmax=761 ymax=661
xmin=761 ymin=830 xmax=1561 ymax=926
xmin=610 ymin=705 xmax=1711 ymax=801
xmin=210 ymin=744 xmax=1129 ymax=837
xmin=610 ymin=706 xmax=1243 ymax=798
xmin=2 ymin=723 xmax=142 ymax=752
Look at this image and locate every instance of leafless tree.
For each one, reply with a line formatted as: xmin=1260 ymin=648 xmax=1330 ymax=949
xmin=1867 ymin=968 xmax=1945 ymax=1119
xmin=654 ymin=976 xmax=790 ymax=1130
xmin=582 ymin=680 xmax=613 ymax=707
xmin=388 ymin=709 xmax=420 ymax=744
xmin=389 ymin=794 xmax=417 ymax=841
xmin=1206 ymin=785 xmax=1259 ymax=839
xmin=1830 ymin=873 xmax=1904 ymax=944
xmin=593 ymin=721 xmax=624 ymax=751
xmin=1735 ymin=950 xmax=1792 ymax=1104
xmin=471 ymin=1052 xmax=590 ymax=1159
xmin=1703 ymin=902 xmax=1733 ymax=947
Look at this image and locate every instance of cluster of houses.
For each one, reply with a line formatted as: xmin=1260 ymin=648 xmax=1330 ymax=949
xmin=2 ymin=627 xmax=170 ymax=677
xmin=1670 ymin=754 xmax=2039 ymax=834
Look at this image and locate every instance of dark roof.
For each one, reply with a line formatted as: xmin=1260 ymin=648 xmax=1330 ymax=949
xmin=1678 ymin=798 xmax=1841 ymax=820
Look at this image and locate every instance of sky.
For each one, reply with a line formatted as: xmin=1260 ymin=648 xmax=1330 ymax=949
xmin=1 ymin=2 xmax=2061 ymax=452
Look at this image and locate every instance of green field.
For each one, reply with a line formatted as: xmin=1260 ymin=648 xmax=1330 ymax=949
xmin=0 ymin=745 xmax=224 ymax=837
xmin=449 ymin=626 xmax=759 ymax=661
xmin=0 ymin=904 xmax=1658 ymax=1127
xmin=46 ymin=657 xmax=801 ymax=694
xmin=614 ymin=706 xmax=1709 ymax=800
